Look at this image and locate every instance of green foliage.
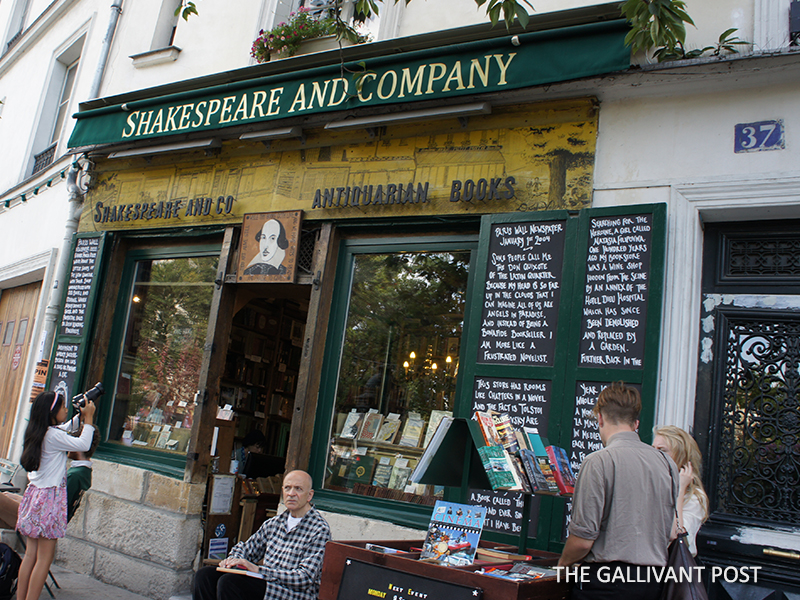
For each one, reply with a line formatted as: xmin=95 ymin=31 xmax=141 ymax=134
xmin=621 ymin=0 xmax=749 ymax=62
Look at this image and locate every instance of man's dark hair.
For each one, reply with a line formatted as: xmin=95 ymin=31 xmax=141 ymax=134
xmin=592 ymin=381 xmax=641 ymax=426
xmin=242 ymin=430 xmax=267 ymax=449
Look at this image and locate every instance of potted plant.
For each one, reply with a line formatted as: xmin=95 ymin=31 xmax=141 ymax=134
xmin=251 ymin=7 xmax=369 ymax=62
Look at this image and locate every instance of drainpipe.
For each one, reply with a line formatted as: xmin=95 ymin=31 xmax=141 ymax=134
xmin=8 ymin=159 xmax=92 ymax=462
xmin=89 ymin=0 xmax=123 ymax=99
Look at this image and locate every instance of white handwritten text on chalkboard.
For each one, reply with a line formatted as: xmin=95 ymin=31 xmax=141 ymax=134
xmin=479 ymin=221 xmax=566 ymax=365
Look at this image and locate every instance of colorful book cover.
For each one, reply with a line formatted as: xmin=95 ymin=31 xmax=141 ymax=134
xmin=420 ymin=500 xmax=486 ymax=566
xmin=474 ymin=411 xmax=501 ymax=446
xmin=340 ymin=410 xmax=364 ymax=439
xmin=477 ymin=445 xmax=518 ymax=490
xmin=376 ymin=414 xmax=401 ymax=443
xmin=372 ymin=462 xmax=393 ymax=487
xmin=546 ymin=445 xmax=576 ymax=495
xmin=348 ymin=454 xmax=375 ymax=485
xmin=358 ymin=411 xmax=383 ymax=441
xmin=491 ymin=411 xmax=520 ymax=454
xmin=520 ymin=449 xmax=558 ymax=495
xmin=388 ymin=465 xmax=412 ymax=490
xmin=398 ymin=413 xmax=425 ymax=447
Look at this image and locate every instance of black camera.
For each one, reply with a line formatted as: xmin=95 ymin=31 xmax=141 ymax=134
xmin=73 ymin=382 xmax=105 ymax=409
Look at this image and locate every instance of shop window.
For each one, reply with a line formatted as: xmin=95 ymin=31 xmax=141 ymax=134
xmin=106 ymin=254 xmax=219 ymax=456
xmin=323 ymin=246 xmax=472 ymax=505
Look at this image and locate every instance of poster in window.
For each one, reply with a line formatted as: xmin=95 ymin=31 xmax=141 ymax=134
xmin=237 ymin=211 xmax=302 ymax=283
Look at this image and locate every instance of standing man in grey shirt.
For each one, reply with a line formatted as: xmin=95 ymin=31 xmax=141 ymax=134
xmin=559 ymin=382 xmax=678 ymax=599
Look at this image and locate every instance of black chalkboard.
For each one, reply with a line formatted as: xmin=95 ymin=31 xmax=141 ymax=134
xmin=468 ymin=489 xmax=539 ymax=535
xmin=578 ymin=214 xmax=653 ymax=369
xmin=336 ymin=558 xmax=482 ymax=600
xmin=51 ymin=342 xmax=80 ymax=400
xmin=60 ymin=237 xmax=101 ymax=337
xmin=471 ymin=377 xmax=551 ymax=431
xmin=478 ymin=221 xmax=567 ymax=366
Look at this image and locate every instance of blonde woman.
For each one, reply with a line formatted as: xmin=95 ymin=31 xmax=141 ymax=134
xmin=652 ymin=426 xmax=710 ymax=556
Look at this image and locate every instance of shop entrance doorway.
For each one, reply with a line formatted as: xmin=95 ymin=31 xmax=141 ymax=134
xmin=218 ymin=286 xmax=310 ymax=467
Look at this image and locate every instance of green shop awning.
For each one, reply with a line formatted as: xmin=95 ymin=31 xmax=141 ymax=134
xmin=68 ymin=20 xmax=630 ymax=148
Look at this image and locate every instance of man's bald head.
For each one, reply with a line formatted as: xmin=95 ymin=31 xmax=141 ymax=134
xmin=282 ymin=470 xmax=314 ymax=518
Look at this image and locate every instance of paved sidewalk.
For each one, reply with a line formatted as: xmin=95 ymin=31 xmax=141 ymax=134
xmin=28 ymin=564 xmax=191 ymax=600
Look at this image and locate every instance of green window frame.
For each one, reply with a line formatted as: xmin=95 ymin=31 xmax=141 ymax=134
xmin=95 ymin=243 xmax=221 ymax=479
xmin=309 ymin=233 xmax=481 ymax=530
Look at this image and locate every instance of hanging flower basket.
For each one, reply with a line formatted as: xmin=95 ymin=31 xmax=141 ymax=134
xmin=251 ymin=7 xmax=368 ymax=63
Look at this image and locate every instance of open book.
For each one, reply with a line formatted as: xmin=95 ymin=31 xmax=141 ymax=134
xmin=216 ymin=566 xmax=266 ymax=579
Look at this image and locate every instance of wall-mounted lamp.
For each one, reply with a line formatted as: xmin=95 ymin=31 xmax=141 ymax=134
xmin=409 ymin=351 xmax=416 ymax=360
xmin=239 ymin=126 xmax=305 ymax=145
xmin=324 ymin=102 xmax=492 ymax=132
xmin=107 ymin=138 xmax=221 ymax=159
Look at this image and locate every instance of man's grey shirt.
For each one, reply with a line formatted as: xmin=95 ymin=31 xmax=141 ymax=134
xmin=569 ymin=430 xmax=678 ymax=566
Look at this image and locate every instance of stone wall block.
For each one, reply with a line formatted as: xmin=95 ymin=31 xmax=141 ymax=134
xmin=145 ymin=472 xmax=205 ymax=515
xmin=94 ymin=546 xmax=194 ymax=600
xmin=85 ymin=495 xmax=201 ymax=567
xmin=55 ymin=536 xmax=97 ymax=574
xmin=91 ymin=460 xmax=146 ymax=502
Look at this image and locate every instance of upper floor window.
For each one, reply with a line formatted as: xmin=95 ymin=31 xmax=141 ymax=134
xmin=5 ymin=0 xmax=31 ymax=52
xmin=51 ymin=60 xmax=79 ymax=146
xmin=30 ymin=36 xmax=84 ymax=175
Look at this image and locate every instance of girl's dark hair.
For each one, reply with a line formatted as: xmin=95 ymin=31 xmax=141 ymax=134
xmin=20 ymin=391 xmax=63 ymax=472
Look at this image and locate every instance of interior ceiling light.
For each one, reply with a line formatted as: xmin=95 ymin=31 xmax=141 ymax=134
xmin=324 ymin=102 xmax=492 ymax=132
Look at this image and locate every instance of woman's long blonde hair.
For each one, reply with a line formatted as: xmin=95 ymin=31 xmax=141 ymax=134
xmin=654 ymin=425 xmax=710 ymax=521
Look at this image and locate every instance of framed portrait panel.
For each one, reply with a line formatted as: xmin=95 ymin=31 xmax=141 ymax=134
xmin=237 ymin=211 xmax=302 ymax=283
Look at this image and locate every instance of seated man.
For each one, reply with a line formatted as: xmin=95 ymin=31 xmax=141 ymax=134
xmin=193 ymin=470 xmax=331 ymax=600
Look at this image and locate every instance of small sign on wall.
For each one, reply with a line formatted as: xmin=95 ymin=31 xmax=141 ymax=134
xmin=734 ymin=119 xmax=784 ymax=153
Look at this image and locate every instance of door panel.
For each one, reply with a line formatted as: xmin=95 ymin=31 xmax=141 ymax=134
xmin=0 ymin=282 xmax=41 ymax=456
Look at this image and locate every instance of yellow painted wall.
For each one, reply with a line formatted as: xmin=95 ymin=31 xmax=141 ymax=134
xmin=80 ymin=99 xmax=598 ymax=232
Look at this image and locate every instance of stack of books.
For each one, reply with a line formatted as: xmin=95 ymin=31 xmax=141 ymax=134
xmin=473 ymin=410 xmax=576 ymax=495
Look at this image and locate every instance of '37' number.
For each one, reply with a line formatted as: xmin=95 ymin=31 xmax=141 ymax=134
xmin=734 ymin=120 xmax=784 ymax=153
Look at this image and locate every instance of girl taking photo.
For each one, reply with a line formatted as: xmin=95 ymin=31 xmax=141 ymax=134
xmin=16 ymin=390 xmax=96 ymax=600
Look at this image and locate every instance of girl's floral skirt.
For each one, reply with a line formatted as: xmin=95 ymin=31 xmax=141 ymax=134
xmin=16 ymin=476 xmax=67 ymax=539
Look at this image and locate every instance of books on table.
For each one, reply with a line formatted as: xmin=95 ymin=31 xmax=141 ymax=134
xmin=420 ymin=500 xmax=486 ymax=566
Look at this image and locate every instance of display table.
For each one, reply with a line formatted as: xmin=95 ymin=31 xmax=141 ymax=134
xmin=320 ymin=540 xmax=569 ymax=600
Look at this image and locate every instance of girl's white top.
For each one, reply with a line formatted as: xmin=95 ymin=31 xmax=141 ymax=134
xmin=683 ymin=492 xmax=705 ymax=556
xmin=28 ymin=416 xmax=95 ymax=489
